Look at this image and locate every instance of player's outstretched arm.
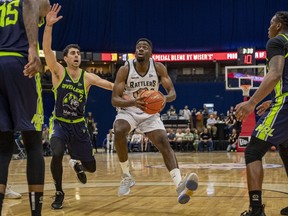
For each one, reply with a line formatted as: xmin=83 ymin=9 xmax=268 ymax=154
xmin=42 ymin=3 xmax=63 ymax=81
xmin=86 ymin=73 xmax=114 ymax=91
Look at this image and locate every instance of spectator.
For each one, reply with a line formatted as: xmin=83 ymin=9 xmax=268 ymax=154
xmin=193 ymin=129 xmax=200 ymax=152
xmin=167 ymin=128 xmax=176 ymax=150
xmin=182 ymin=128 xmax=194 ymax=151
xmin=206 ymin=114 xmax=217 ymax=138
xmin=199 ymin=128 xmax=213 ymax=152
xmin=226 ymin=128 xmax=238 ymax=152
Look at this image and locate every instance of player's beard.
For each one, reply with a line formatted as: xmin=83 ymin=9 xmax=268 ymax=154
xmin=136 ymin=56 xmax=145 ymax=62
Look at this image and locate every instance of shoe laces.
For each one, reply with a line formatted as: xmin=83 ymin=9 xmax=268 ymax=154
xmin=120 ymin=176 xmax=132 ymax=186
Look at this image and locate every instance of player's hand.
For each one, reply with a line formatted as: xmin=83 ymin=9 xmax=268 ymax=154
xmin=235 ymin=101 xmax=255 ymax=121
xmin=46 ymin=3 xmax=63 ymax=27
xmin=256 ymin=100 xmax=272 ymax=116
xmin=23 ymin=47 xmax=42 ymax=78
xmin=135 ymin=95 xmax=147 ymax=111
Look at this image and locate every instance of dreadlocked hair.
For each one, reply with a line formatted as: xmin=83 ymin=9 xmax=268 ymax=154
xmin=276 ymin=11 xmax=288 ymax=30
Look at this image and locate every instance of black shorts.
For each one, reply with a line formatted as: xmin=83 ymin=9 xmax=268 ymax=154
xmin=252 ymin=95 xmax=288 ymax=145
xmin=50 ymin=118 xmax=95 ymax=162
xmin=0 ymin=56 xmax=43 ymax=132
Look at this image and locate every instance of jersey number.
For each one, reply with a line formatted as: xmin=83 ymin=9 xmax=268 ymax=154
xmin=0 ymin=0 xmax=20 ymax=27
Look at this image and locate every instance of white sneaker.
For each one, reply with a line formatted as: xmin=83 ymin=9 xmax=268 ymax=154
xmin=176 ymin=173 xmax=198 ymax=204
xmin=118 ymin=173 xmax=135 ymax=196
xmin=5 ymin=186 xmax=22 ymax=199
xmin=69 ymin=159 xmax=87 ymax=184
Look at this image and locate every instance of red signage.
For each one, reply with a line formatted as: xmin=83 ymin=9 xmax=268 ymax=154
xmin=100 ymin=51 xmax=266 ymax=62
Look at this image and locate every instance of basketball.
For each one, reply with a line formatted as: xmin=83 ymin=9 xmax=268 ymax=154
xmin=139 ymin=90 xmax=165 ymax=114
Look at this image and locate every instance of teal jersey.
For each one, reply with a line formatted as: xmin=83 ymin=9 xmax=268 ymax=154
xmin=0 ymin=0 xmax=29 ymax=57
xmin=53 ymin=68 xmax=87 ymax=122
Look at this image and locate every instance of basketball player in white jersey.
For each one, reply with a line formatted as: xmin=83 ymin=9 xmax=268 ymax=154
xmin=111 ymin=38 xmax=198 ymax=204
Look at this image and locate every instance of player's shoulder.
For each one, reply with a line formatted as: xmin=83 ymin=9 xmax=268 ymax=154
xmin=267 ymin=34 xmax=288 ymax=46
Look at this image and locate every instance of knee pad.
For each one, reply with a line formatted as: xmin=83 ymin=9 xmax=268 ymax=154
xmin=245 ymin=136 xmax=271 ymax=165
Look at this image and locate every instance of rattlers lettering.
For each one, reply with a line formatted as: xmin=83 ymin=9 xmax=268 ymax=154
xmin=129 ymin=80 xmax=156 ymax=88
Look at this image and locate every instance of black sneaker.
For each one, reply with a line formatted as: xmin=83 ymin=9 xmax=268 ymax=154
xmin=281 ymin=206 xmax=288 ymax=215
xmin=69 ymin=159 xmax=87 ymax=184
xmin=51 ymin=191 xmax=64 ymax=209
xmin=240 ymin=205 xmax=266 ymax=216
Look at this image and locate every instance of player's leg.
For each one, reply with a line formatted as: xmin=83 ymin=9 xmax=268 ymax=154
xmin=142 ymin=116 xmax=198 ymax=204
xmin=21 ymin=130 xmax=45 ymax=215
xmin=113 ymin=115 xmax=135 ymax=196
xmin=0 ymin=131 xmax=14 ymax=213
xmin=241 ymin=136 xmax=270 ymax=215
xmin=9 ymin=65 xmax=45 ymax=215
xmin=278 ymin=142 xmax=288 ymax=215
xmin=147 ymin=129 xmax=198 ymax=204
xmin=68 ymin=121 xmax=96 ymax=184
xmin=50 ymin=136 xmax=66 ymax=209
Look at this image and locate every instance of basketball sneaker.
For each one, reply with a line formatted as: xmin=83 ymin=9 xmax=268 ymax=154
xmin=176 ymin=173 xmax=198 ymax=204
xmin=51 ymin=191 xmax=64 ymax=209
xmin=280 ymin=206 xmax=288 ymax=215
xmin=69 ymin=159 xmax=87 ymax=184
xmin=5 ymin=186 xmax=21 ymax=199
xmin=240 ymin=205 xmax=266 ymax=216
xmin=118 ymin=173 xmax=135 ymax=196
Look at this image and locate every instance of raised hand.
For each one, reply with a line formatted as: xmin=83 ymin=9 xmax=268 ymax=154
xmin=46 ymin=3 xmax=63 ymax=26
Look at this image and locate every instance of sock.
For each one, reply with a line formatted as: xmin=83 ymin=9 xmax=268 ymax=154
xmin=170 ymin=168 xmax=182 ymax=187
xmin=120 ymin=160 xmax=130 ymax=176
xmin=249 ymin=190 xmax=262 ymax=213
xmin=29 ymin=192 xmax=43 ymax=216
xmin=0 ymin=193 xmax=4 ymax=213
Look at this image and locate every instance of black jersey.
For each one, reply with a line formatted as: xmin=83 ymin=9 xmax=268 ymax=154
xmin=266 ymin=33 xmax=288 ymax=98
xmin=53 ymin=68 xmax=87 ymax=122
xmin=0 ymin=0 xmax=29 ymax=57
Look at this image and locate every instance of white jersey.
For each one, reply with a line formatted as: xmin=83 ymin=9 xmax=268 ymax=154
xmin=123 ymin=58 xmax=160 ymax=115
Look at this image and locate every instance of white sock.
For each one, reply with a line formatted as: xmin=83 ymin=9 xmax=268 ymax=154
xmin=170 ymin=168 xmax=182 ymax=187
xmin=120 ymin=160 xmax=130 ymax=176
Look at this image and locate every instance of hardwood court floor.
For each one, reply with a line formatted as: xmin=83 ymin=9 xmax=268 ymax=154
xmin=3 ymin=151 xmax=288 ymax=216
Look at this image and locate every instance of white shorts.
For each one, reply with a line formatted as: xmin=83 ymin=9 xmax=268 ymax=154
xmin=114 ymin=109 xmax=166 ymax=133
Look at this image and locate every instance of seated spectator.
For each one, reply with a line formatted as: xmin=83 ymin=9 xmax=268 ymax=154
xmin=199 ymin=128 xmax=213 ymax=152
xmin=182 ymin=128 xmax=194 ymax=151
xmin=225 ymin=114 xmax=237 ymax=134
xmin=175 ymin=128 xmax=184 ymax=151
xmin=206 ymin=114 xmax=217 ymax=138
xmin=226 ymin=128 xmax=238 ymax=152
xmin=130 ymin=131 xmax=143 ymax=152
xmin=167 ymin=104 xmax=176 ymax=117
xmin=193 ymin=129 xmax=200 ymax=152
xmin=167 ymin=128 xmax=176 ymax=150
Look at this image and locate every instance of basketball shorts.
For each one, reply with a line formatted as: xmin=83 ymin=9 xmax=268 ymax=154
xmin=252 ymin=95 xmax=288 ymax=145
xmin=50 ymin=119 xmax=95 ymax=162
xmin=114 ymin=109 xmax=165 ymax=133
xmin=0 ymin=56 xmax=43 ymax=132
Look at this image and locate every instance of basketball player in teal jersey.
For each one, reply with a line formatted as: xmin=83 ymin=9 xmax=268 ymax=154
xmin=112 ymin=38 xmax=199 ymax=204
xmin=0 ymin=0 xmax=49 ymax=215
xmin=43 ymin=4 xmax=114 ymax=209
xmin=235 ymin=11 xmax=288 ymax=216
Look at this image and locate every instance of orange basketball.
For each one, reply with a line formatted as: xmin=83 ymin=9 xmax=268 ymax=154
xmin=140 ymin=90 xmax=165 ymax=114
